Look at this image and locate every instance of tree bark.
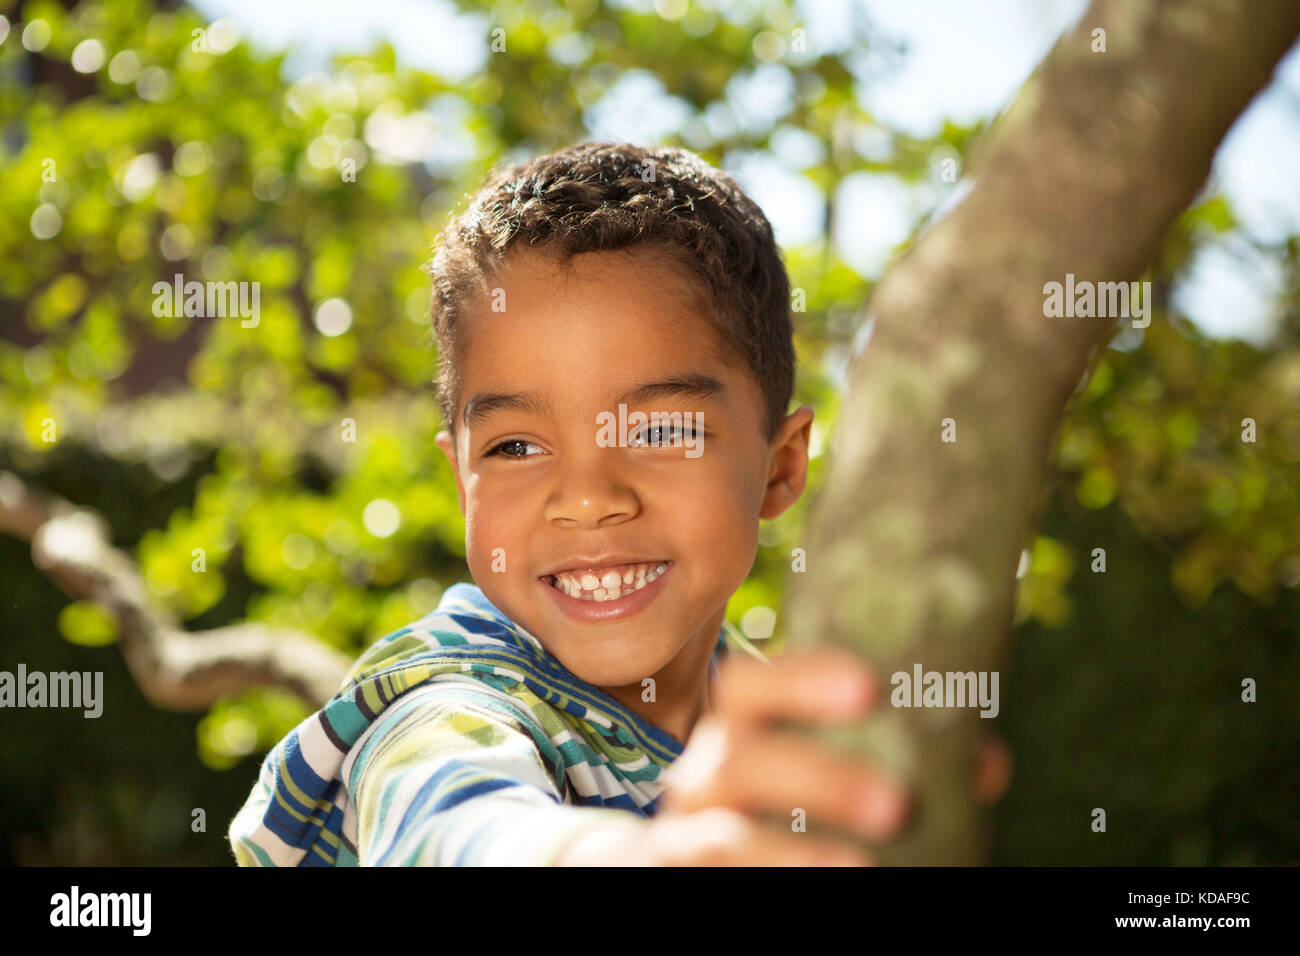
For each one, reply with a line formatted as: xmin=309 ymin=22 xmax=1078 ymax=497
xmin=782 ymin=0 xmax=1300 ymax=864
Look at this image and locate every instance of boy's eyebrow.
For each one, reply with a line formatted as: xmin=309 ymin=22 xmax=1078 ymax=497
xmin=617 ymin=374 xmax=726 ymax=407
xmin=462 ymin=375 xmax=726 ymax=429
xmin=463 ymin=390 xmax=551 ymax=429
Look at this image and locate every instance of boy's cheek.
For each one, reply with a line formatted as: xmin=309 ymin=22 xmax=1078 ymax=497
xmin=674 ymin=496 xmax=760 ymax=569
xmin=464 ymin=514 xmax=514 ymax=573
xmin=677 ymin=463 xmax=765 ymax=525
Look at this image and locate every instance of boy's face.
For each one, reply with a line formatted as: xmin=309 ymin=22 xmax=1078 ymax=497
xmin=435 ymin=245 xmax=813 ymax=698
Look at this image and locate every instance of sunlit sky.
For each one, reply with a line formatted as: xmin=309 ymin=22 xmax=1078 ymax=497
xmin=191 ymin=0 xmax=1300 ymax=347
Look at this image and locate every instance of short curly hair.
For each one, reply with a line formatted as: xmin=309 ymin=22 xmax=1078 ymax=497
xmin=426 ymin=141 xmax=795 ymax=441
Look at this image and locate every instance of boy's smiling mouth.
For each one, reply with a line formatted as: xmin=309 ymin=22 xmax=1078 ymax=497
xmin=545 ymin=559 xmax=669 ymax=601
xmin=539 ymin=558 xmax=675 ymax=621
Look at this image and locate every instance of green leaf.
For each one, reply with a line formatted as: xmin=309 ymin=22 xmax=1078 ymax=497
xmin=57 ymin=602 xmax=120 ymax=647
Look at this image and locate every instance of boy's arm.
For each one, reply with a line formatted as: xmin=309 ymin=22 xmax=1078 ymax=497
xmin=346 ymin=681 xmax=646 ymax=866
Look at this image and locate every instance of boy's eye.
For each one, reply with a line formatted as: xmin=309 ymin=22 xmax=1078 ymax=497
xmin=486 ymin=439 xmax=545 ymax=458
xmin=629 ymin=423 xmax=703 ymax=447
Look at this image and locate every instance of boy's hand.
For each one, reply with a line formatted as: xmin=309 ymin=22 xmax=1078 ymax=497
xmin=558 ymin=647 xmax=1012 ymax=865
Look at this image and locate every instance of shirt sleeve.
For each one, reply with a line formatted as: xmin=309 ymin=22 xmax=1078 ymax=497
xmin=344 ymin=679 xmax=647 ymax=866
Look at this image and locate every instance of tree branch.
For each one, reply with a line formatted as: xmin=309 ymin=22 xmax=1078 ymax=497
xmin=784 ymin=0 xmax=1300 ymax=864
xmin=0 ymin=470 xmax=353 ymax=711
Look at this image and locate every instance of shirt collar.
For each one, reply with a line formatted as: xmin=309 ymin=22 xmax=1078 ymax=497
xmin=428 ymin=581 xmax=729 ymax=754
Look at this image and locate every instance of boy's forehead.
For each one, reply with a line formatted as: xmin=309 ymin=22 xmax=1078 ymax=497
xmin=459 ymin=247 xmax=733 ymax=383
xmin=449 ymin=246 xmax=763 ymax=435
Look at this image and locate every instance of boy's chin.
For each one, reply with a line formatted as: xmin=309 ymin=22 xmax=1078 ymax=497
xmin=544 ymin=643 xmax=673 ymax=692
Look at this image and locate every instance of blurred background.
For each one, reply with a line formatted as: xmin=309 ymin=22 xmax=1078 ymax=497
xmin=1 ymin=0 xmax=1297 ymax=865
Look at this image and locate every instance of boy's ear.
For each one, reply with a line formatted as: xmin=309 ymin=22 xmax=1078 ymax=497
xmin=435 ymin=429 xmax=467 ymax=516
xmin=759 ymin=405 xmax=815 ymax=521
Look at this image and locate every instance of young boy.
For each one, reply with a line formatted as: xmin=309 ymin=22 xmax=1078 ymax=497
xmin=227 ymin=142 xmax=994 ymax=867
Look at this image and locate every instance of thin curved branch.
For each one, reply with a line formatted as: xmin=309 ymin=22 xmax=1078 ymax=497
xmin=0 ymin=470 xmax=353 ymax=711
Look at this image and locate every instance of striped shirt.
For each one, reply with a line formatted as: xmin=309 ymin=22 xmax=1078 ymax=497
xmin=226 ymin=581 xmax=768 ymax=866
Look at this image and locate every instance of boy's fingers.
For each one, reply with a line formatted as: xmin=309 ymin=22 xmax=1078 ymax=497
xmin=712 ymin=647 xmax=878 ymax=728
xmin=661 ymin=720 xmax=910 ymax=841
xmin=651 ymin=807 xmax=872 ymax=866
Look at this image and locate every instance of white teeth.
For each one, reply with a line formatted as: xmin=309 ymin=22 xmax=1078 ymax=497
xmin=549 ymin=561 xmax=670 ymax=600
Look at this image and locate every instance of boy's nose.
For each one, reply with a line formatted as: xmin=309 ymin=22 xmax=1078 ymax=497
xmin=543 ymin=464 xmax=639 ymax=530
